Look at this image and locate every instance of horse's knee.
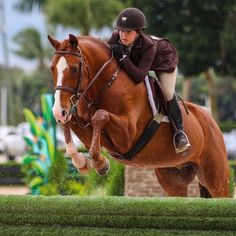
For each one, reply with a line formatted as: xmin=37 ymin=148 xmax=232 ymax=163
xmin=90 ymin=109 xmax=110 ymax=159
xmin=92 ymin=109 xmax=110 ymax=127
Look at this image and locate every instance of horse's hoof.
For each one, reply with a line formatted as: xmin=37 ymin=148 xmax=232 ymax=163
xmin=96 ymin=159 xmax=110 ymax=176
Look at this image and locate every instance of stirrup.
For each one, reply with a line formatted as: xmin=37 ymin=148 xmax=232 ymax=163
xmin=173 ymin=130 xmax=190 ymax=153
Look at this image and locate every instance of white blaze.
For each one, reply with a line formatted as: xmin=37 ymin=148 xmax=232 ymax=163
xmin=52 ymin=56 xmax=67 ymax=119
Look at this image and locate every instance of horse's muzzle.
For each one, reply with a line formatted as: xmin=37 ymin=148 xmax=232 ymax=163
xmin=52 ymin=106 xmax=71 ymax=124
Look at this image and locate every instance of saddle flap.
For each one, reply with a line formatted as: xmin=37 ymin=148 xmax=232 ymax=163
xmin=148 ymin=75 xmax=168 ymax=114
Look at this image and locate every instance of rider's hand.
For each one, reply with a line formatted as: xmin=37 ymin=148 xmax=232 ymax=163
xmin=110 ymin=44 xmax=127 ymax=61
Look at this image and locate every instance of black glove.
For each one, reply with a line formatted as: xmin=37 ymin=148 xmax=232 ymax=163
xmin=110 ymin=44 xmax=124 ymax=61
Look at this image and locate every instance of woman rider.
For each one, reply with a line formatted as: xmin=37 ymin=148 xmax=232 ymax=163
xmin=107 ymin=7 xmax=190 ymax=153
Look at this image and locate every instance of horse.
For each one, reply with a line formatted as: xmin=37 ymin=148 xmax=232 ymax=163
xmin=48 ymin=34 xmax=230 ymax=198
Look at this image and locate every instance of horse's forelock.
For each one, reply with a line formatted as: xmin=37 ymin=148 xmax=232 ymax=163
xmin=60 ymin=40 xmax=76 ymax=51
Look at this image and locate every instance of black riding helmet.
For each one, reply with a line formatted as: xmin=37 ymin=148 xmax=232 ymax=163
xmin=115 ymin=7 xmax=146 ymax=31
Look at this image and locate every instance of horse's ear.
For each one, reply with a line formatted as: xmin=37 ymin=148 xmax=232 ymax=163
xmin=48 ymin=35 xmax=60 ymax=49
xmin=69 ymin=34 xmax=78 ymax=48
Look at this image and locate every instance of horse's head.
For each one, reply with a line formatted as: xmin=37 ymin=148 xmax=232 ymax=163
xmin=48 ymin=34 xmax=90 ymax=124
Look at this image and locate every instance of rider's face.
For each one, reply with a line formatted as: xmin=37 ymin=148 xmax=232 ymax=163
xmin=119 ymin=30 xmax=139 ymax=46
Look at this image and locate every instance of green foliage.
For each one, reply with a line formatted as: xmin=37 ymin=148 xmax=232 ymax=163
xmin=0 ymin=65 xmax=52 ymax=126
xmin=14 ymin=0 xmax=47 ymax=12
xmin=0 ymin=67 xmax=25 ymax=125
xmin=21 ymin=70 xmax=53 ymax=115
xmin=41 ymin=94 xmax=56 ymax=129
xmin=45 ymin=0 xmax=125 ymax=35
xmin=22 ymin=94 xmax=57 ymax=194
xmin=22 ymin=94 xmax=88 ymax=196
xmin=229 ymin=163 xmax=235 ymax=197
xmin=220 ymin=121 xmax=236 ymax=132
xmin=22 ymin=94 xmax=124 ymax=196
xmin=10 ymin=26 xmax=53 ymax=124
xmin=24 ymin=108 xmax=43 ymax=137
xmin=13 ymin=28 xmax=43 ymax=59
xmin=13 ymin=27 xmax=50 ymax=70
xmin=82 ymin=150 xmax=125 ymax=196
xmin=129 ymin=0 xmax=235 ymax=77
xmin=220 ymin=4 xmax=236 ymax=76
xmin=38 ymin=151 xmax=86 ymax=196
xmin=106 ymin=160 xmax=125 ymax=196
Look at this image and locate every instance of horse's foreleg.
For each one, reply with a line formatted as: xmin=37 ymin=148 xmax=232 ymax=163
xmin=90 ymin=109 xmax=111 ymax=175
xmin=62 ymin=123 xmax=91 ymax=175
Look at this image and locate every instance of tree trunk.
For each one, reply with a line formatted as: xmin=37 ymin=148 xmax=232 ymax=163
xmin=182 ymin=77 xmax=193 ymax=101
xmin=205 ymin=68 xmax=219 ymax=123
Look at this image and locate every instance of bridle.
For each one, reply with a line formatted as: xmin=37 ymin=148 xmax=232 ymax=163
xmin=54 ymin=50 xmax=87 ymax=108
xmin=54 ymin=49 xmax=119 ymax=125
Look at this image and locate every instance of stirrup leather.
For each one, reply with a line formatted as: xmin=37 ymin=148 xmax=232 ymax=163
xmin=173 ymin=130 xmax=190 ymax=153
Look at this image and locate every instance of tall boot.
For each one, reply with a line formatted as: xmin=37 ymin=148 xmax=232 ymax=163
xmin=167 ymin=94 xmax=190 ymax=153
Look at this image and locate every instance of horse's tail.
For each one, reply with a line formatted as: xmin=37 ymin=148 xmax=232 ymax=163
xmin=199 ymin=183 xmax=212 ymax=198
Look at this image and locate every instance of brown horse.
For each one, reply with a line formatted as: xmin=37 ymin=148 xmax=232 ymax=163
xmin=48 ymin=34 xmax=229 ymax=198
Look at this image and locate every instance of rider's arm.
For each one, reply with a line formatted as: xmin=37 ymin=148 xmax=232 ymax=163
xmin=120 ymin=44 xmax=155 ymax=84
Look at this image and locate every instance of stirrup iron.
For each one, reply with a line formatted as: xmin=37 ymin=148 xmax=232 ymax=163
xmin=173 ymin=130 xmax=190 ymax=153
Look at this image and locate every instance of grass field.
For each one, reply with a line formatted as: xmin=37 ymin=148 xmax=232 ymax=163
xmin=0 ymin=196 xmax=236 ymax=235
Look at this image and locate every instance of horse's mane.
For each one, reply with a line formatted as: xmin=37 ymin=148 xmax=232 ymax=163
xmin=77 ymin=35 xmax=110 ymax=55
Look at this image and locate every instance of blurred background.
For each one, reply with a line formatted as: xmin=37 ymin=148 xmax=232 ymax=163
xmin=0 ymin=0 xmax=236 ymax=196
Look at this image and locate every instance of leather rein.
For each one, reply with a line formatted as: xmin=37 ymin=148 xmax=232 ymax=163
xmin=54 ymin=50 xmax=119 ymax=127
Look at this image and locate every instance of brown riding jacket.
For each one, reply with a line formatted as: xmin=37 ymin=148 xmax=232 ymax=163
xmin=107 ymin=31 xmax=179 ymax=84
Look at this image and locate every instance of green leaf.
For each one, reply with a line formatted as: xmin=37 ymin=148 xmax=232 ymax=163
xmin=32 ymin=161 xmax=47 ymax=176
xmin=23 ymin=136 xmax=34 ymax=147
xmin=41 ymin=94 xmax=55 ymax=127
xmin=44 ymin=131 xmax=55 ymax=163
xmin=22 ymin=155 xmax=38 ymax=165
xmin=29 ymin=176 xmax=44 ymax=189
xmin=23 ymin=108 xmax=44 ymax=137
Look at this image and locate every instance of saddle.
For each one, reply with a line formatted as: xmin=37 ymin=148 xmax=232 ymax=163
xmin=146 ymin=75 xmax=168 ymax=116
xmin=146 ymin=75 xmax=188 ymax=118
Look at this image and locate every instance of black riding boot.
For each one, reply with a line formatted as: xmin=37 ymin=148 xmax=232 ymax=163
xmin=167 ymin=94 xmax=190 ymax=153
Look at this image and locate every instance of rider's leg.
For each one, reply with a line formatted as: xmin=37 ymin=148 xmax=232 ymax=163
xmin=158 ymin=68 xmax=190 ymax=153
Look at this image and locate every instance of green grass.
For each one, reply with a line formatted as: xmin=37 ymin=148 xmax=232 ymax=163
xmin=0 ymin=196 xmax=236 ymax=235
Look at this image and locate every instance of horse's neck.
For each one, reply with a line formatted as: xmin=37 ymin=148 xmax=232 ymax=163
xmin=82 ymin=41 xmax=118 ymax=86
xmin=81 ymin=37 xmax=149 ymax=114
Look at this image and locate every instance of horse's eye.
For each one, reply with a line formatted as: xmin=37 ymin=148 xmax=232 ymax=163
xmin=69 ymin=65 xmax=78 ymax=74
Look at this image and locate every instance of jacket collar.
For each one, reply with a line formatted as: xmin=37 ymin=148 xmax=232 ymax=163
xmin=134 ymin=34 xmax=143 ymax=48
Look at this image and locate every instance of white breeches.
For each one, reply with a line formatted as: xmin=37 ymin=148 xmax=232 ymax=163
xmin=158 ymin=68 xmax=177 ymax=101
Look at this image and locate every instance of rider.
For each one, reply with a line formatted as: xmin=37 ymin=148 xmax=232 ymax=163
xmin=107 ymin=7 xmax=190 ymax=153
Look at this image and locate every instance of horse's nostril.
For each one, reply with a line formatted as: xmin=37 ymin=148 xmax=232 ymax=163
xmin=61 ymin=109 xmax=67 ymax=117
